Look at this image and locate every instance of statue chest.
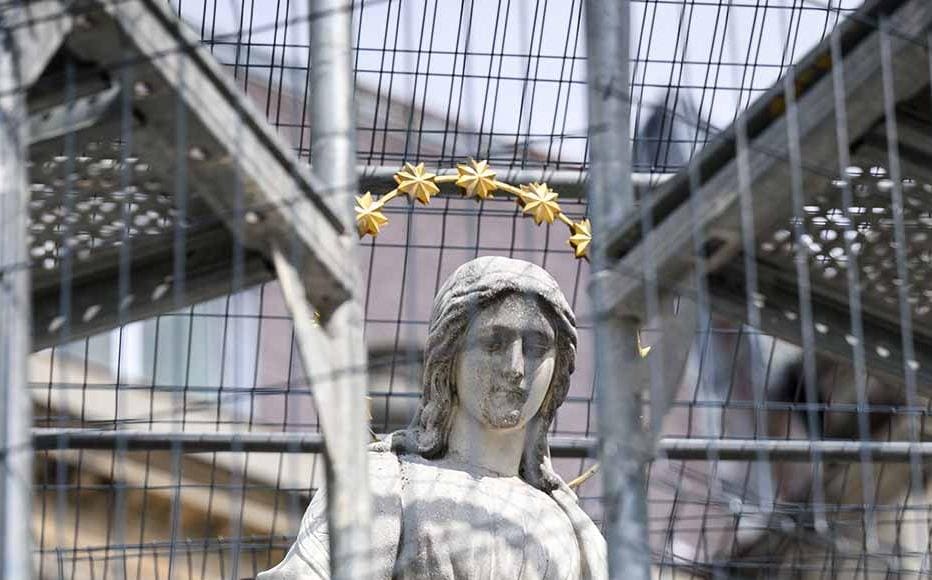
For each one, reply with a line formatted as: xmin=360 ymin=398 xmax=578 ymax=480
xmin=393 ymin=457 xmax=582 ymax=579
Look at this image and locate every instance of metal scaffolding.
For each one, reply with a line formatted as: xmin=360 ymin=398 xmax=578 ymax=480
xmin=6 ymin=0 xmax=932 ymax=577
xmin=586 ymin=1 xmax=651 ymax=578
xmin=32 ymin=429 xmax=932 ymax=463
xmin=2 ymin=0 xmax=370 ymax=577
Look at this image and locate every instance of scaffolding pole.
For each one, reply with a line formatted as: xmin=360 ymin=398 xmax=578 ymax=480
xmin=33 ymin=430 xmax=932 ymax=463
xmin=356 ymin=165 xmax=675 ymax=200
xmin=306 ymin=0 xmax=371 ymax=577
xmin=0 ymin=15 xmax=32 ymax=580
xmin=586 ymin=1 xmax=652 ymax=579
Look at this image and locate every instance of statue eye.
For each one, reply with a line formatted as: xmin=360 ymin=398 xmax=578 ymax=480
xmin=480 ymin=337 xmax=504 ymax=352
xmin=524 ymin=336 xmax=552 ymax=357
xmin=524 ymin=342 xmax=550 ymax=357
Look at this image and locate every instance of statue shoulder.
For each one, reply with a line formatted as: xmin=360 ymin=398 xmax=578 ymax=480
xmin=366 ymin=432 xmax=413 ymax=493
xmin=368 ymin=448 xmax=402 ymax=479
xmin=368 ymin=448 xmax=405 ymax=492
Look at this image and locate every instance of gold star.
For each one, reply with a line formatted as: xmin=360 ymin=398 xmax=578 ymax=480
xmin=394 ymin=162 xmax=440 ymax=204
xmin=455 ymin=159 xmax=498 ymax=199
xmin=637 ymin=329 xmax=652 ymax=358
xmin=568 ymin=218 xmax=591 ymax=260
xmin=518 ymin=182 xmax=562 ymax=225
xmin=354 ymin=192 xmax=389 ymax=237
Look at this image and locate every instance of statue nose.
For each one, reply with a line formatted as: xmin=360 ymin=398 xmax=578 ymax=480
xmin=504 ymin=341 xmax=525 ymax=383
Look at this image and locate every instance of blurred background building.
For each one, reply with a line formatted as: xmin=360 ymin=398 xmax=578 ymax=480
xmin=21 ymin=0 xmax=932 ymax=578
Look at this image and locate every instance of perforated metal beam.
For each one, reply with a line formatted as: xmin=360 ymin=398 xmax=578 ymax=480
xmin=25 ymin=0 xmax=356 ymax=350
xmin=601 ymin=0 xmax=932 ymax=391
xmin=32 ymin=224 xmax=271 ymax=351
xmin=708 ymin=261 xmax=932 ymax=391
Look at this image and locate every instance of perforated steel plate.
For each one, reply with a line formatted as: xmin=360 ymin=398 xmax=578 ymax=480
xmin=709 ymin=156 xmax=932 ymax=387
xmin=20 ymin=0 xmax=355 ymax=350
xmin=28 ymin=137 xmax=217 ymax=269
xmin=760 ymin=164 xmax=932 ymax=323
xmin=605 ymin=0 xmax=932 ymax=389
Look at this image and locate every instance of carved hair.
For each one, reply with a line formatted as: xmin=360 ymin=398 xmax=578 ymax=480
xmin=389 ymin=256 xmax=577 ymax=492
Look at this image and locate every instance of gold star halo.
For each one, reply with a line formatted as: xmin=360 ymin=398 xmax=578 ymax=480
xmin=394 ymin=162 xmax=440 ymax=204
xmin=455 ymin=159 xmax=498 ymax=199
xmin=353 ymin=159 xmax=593 ymax=260
xmin=518 ymin=182 xmax=562 ymax=225
xmin=354 ymin=192 xmax=388 ymax=237
xmin=568 ymin=218 xmax=591 ymax=260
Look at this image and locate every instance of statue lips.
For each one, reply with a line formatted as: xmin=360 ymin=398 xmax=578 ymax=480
xmin=493 ymin=387 xmax=527 ymax=401
xmin=488 ymin=383 xmax=529 ymax=426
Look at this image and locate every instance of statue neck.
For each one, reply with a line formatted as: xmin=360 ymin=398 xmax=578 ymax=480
xmin=445 ymin=405 xmax=526 ymax=477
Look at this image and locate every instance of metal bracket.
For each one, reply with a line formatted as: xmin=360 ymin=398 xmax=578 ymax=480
xmin=29 ymin=83 xmax=120 ymax=144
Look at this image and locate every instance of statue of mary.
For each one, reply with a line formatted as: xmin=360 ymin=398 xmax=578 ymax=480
xmin=259 ymin=256 xmax=607 ymax=579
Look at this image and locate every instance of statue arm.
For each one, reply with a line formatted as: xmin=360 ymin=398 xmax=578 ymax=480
xmin=257 ymin=451 xmax=404 ymax=580
xmin=256 ymin=487 xmax=331 ymax=580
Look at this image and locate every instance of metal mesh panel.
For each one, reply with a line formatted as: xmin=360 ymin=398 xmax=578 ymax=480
xmin=2 ymin=0 xmax=929 ymax=578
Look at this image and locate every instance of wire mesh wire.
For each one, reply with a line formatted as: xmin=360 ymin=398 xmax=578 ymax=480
xmin=4 ymin=0 xmax=930 ymax=578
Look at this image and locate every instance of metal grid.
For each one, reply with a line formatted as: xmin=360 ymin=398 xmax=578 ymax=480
xmin=1 ymin=0 xmax=928 ymax=579
xmin=606 ymin=0 xmax=932 ymax=577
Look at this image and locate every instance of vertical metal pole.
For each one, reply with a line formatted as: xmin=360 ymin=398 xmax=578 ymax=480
xmin=310 ymin=0 xmax=360 ymax=225
xmin=308 ymin=1 xmax=371 ymax=578
xmin=0 ymin=17 xmax=33 ymax=580
xmin=586 ymin=1 xmax=651 ymax=578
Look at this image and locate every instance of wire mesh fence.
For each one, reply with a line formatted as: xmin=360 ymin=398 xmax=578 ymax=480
xmin=2 ymin=0 xmax=930 ymax=578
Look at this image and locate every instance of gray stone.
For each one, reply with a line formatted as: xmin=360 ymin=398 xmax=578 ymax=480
xmin=258 ymin=256 xmax=607 ymax=579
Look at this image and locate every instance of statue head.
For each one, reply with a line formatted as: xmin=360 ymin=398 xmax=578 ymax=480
xmin=397 ymin=256 xmax=577 ymax=492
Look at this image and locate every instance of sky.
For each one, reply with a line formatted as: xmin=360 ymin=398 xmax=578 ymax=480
xmin=169 ymin=0 xmax=865 ymax=169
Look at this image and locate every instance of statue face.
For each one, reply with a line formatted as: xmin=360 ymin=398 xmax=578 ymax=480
xmin=454 ymin=293 xmax=556 ymax=430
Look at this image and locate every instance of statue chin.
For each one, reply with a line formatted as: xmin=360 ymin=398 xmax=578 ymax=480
xmin=485 ymin=407 xmax=524 ymax=430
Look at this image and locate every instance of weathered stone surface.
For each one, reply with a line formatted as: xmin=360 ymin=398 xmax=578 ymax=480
xmin=259 ymin=256 xmax=606 ymax=579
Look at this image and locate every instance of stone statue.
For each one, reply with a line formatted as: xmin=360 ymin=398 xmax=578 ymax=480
xmin=258 ymin=256 xmax=607 ymax=579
